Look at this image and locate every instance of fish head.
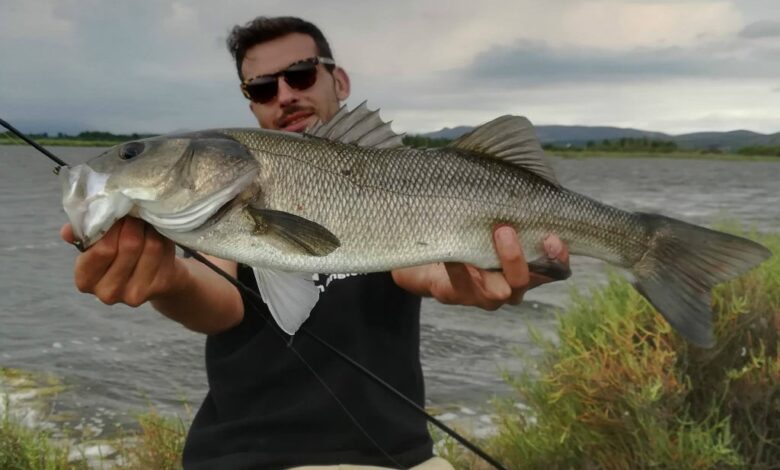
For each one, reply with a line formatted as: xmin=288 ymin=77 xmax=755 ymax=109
xmin=61 ymin=132 xmax=259 ymax=248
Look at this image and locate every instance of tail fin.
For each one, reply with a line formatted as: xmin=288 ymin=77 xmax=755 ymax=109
xmin=632 ymin=213 xmax=771 ymax=348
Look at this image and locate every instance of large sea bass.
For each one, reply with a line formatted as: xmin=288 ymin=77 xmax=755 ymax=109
xmin=60 ymin=103 xmax=771 ymax=345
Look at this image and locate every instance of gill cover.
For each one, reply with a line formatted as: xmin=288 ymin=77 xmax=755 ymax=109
xmin=61 ymin=132 xmax=259 ymax=247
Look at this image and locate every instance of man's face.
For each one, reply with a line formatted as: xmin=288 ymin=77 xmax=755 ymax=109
xmin=241 ymin=33 xmax=350 ymax=132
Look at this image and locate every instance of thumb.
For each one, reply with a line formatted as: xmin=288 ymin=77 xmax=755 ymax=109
xmin=60 ymin=223 xmax=75 ymax=244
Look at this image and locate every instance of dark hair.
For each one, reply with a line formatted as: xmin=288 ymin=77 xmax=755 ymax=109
xmin=226 ymin=16 xmax=335 ymax=81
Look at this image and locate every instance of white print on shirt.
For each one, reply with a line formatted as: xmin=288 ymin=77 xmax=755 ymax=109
xmin=312 ymin=273 xmax=365 ymax=293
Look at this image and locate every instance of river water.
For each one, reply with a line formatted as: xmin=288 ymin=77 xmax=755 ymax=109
xmin=1 ymin=145 xmax=778 ymax=438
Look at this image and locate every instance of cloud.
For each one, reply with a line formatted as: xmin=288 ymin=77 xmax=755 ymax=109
xmin=455 ymin=38 xmax=780 ymax=87
xmin=739 ymin=20 xmax=780 ymax=38
xmin=1 ymin=0 xmax=778 ymax=135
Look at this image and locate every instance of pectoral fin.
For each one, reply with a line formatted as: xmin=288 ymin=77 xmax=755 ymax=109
xmin=247 ymin=207 xmax=340 ymax=256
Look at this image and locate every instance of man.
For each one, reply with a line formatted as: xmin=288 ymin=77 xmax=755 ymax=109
xmin=60 ymin=16 xmax=569 ymax=469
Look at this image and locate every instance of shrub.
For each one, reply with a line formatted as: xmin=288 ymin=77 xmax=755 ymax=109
xmin=440 ymin=231 xmax=778 ymax=469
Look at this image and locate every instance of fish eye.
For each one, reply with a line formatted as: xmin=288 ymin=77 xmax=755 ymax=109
xmin=119 ymin=142 xmax=146 ymax=160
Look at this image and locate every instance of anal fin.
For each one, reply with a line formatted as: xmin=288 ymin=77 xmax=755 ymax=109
xmin=527 ymin=257 xmax=572 ymax=281
xmin=253 ymin=268 xmax=320 ymax=335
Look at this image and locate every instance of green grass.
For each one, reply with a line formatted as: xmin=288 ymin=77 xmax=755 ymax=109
xmin=439 ymin=230 xmax=779 ymax=469
xmin=547 ymin=149 xmax=780 ymax=162
xmin=0 ymin=396 xmax=89 ymax=470
xmin=112 ymin=411 xmax=186 ymax=470
xmin=0 ymin=401 xmax=186 ymax=470
xmin=0 ymin=138 xmax=124 ymax=148
xmin=1 ymin=367 xmax=186 ymax=469
xmin=3 ymin=134 xmax=779 ymax=161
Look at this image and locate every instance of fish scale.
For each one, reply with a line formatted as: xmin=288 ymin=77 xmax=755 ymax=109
xmin=60 ymin=103 xmax=771 ymax=345
xmin=209 ymin=131 xmax=651 ymax=272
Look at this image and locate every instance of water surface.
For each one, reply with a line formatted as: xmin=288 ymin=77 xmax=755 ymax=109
xmin=1 ymin=145 xmax=778 ymax=435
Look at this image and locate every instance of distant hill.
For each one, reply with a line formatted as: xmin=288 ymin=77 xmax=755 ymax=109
xmin=422 ymin=125 xmax=780 ymax=151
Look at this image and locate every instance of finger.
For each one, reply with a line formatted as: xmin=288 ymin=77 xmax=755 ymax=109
xmin=526 ymin=234 xmax=571 ymax=291
xmin=125 ymin=227 xmax=169 ymax=306
xmin=543 ymin=234 xmax=569 ymax=264
xmin=493 ymin=226 xmax=530 ymax=290
xmin=73 ymin=220 xmax=124 ymax=292
xmin=60 ymin=223 xmax=74 ymax=244
xmin=476 ymin=270 xmax=513 ymax=308
xmin=93 ymin=218 xmax=146 ymax=303
xmin=441 ymin=262 xmax=479 ymax=303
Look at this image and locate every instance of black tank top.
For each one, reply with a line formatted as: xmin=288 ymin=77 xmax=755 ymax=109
xmin=182 ymin=265 xmax=433 ymax=469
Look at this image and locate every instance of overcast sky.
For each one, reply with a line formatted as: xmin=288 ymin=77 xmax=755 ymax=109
xmin=1 ymin=0 xmax=779 ymax=135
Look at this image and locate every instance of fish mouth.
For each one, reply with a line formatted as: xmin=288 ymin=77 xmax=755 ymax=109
xmin=60 ymin=165 xmax=133 ymax=249
xmin=60 ymin=165 xmax=258 ymax=249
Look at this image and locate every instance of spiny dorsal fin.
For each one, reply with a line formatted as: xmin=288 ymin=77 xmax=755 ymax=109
xmin=306 ymin=101 xmax=405 ymax=149
xmin=449 ymin=115 xmax=560 ymax=187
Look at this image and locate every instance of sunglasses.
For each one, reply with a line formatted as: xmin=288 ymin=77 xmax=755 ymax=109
xmin=240 ymin=56 xmax=336 ymax=104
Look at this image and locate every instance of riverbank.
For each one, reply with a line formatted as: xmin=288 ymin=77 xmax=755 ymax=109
xmin=0 ymin=139 xmax=125 ymax=147
xmin=4 ymin=229 xmax=776 ymax=469
xmin=547 ymin=149 xmax=780 ymax=162
xmin=439 ymin=229 xmax=779 ymax=469
xmin=3 ymin=137 xmax=780 ymax=161
xmin=0 ymin=367 xmax=184 ymax=469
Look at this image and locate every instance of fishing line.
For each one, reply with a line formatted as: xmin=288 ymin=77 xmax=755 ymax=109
xmin=0 ymin=119 xmax=509 ymax=470
xmin=194 ymin=251 xmax=508 ymax=470
xmin=239 ymin=283 xmax=407 ymax=470
xmin=0 ymin=118 xmax=68 ymax=171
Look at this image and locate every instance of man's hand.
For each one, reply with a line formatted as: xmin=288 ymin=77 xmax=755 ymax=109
xmin=391 ymin=227 xmax=569 ymax=310
xmin=60 ymin=217 xmax=243 ymax=334
xmin=61 ymin=217 xmax=188 ymax=307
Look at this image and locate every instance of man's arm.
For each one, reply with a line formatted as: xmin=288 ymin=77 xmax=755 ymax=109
xmin=392 ymin=226 xmax=569 ymax=308
xmin=60 ymin=217 xmax=243 ymax=335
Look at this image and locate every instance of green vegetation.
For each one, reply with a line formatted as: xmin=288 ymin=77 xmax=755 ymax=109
xmin=401 ymin=134 xmax=780 ymax=161
xmin=402 ymin=135 xmax=452 ymax=148
xmin=737 ymin=145 xmax=780 ymax=157
xmin=2 ymin=231 xmax=777 ymax=468
xmin=3 ymin=129 xmax=778 ymax=161
xmin=1 ymin=367 xmax=186 ymax=469
xmin=439 ymin=229 xmax=779 ymax=469
xmin=0 ymin=131 xmax=155 ymax=147
xmin=0 ymin=401 xmax=186 ymax=469
xmin=545 ymin=137 xmax=679 ymax=153
xmin=546 ymin=149 xmax=780 ymax=162
xmin=0 ymin=397 xmax=88 ymax=470
xmin=113 ymin=412 xmax=186 ymax=470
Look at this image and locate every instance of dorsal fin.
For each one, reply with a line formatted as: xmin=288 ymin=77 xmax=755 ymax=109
xmin=449 ymin=115 xmax=560 ymax=187
xmin=306 ymin=101 xmax=405 ymax=149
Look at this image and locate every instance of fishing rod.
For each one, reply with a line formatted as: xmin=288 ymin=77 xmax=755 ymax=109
xmin=0 ymin=118 xmax=510 ymax=470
